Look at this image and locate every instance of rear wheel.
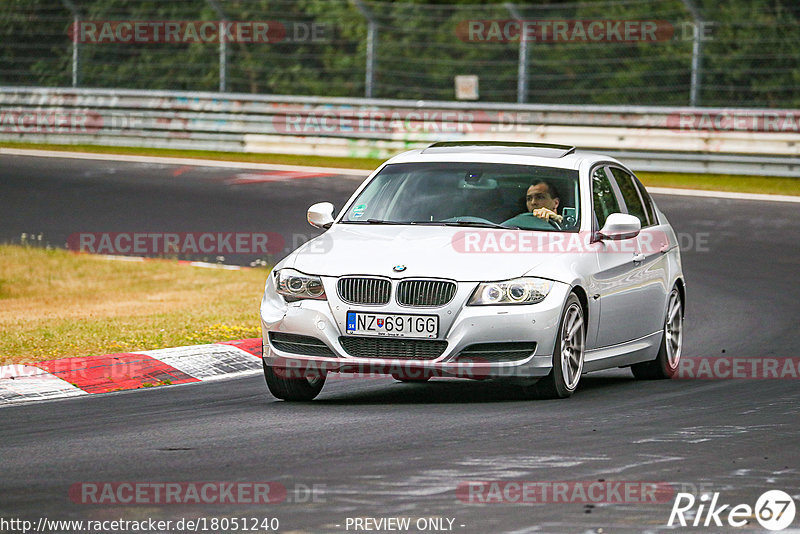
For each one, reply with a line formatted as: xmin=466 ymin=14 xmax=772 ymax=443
xmin=528 ymin=293 xmax=585 ymax=399
xmin=631 ymin=287 xmax=683 ymax=379
xmin=263 ymin=358 xmax=326 ymax=401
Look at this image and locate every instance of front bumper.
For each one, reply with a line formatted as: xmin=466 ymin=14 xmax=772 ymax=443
xmin=259 ymin=275 xmax=570 ymax=379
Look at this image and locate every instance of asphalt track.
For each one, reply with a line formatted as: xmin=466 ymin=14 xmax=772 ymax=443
xmin=1 ymin=154 xmax=799 ymax=533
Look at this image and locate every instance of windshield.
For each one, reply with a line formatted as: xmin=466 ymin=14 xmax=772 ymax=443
xmin=341 ymin=162 xmax=580 ymax=231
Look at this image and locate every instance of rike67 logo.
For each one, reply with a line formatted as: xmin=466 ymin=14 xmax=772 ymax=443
xmin=669 ymin=490 xmax=796 ymax=530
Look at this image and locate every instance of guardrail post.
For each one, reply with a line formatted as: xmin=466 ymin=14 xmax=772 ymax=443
xmin=505 ymin=3 xmax=528 ymax=104
xmin=207 ymin=0 xmax=228 ymax=92
xmin=681 ymin=0 xmax=703 ymax=107
xmin=61 ymin=0 xmax=81 ymax=87
xmin=352 ymin=0 xmax=377 ymax=98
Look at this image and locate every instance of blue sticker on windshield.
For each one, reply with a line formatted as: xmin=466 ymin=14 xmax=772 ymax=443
xmin=351 ymin=204 xmax=366 ymax=218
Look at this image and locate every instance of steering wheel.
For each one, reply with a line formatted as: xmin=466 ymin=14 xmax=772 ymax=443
xmin=547 ymin=217 xmax=562 ymax=231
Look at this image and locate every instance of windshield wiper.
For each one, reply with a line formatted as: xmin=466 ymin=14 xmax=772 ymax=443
xmin=442 ymin=221 xmax=519 ymax=229
xmin=367 ymin=219 xmax=408 ymax=225
xmin=345 ymin=219 xmax=516 ymax=229
xmin=344 ymin=219 xmax=407 ymax=225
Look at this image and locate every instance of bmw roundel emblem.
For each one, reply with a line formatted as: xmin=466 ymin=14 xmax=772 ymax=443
xmin=393 ymin=265 xmax=407 ymax=272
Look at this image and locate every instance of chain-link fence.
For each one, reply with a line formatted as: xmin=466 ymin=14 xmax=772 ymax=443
xmin=2 ymin=0 xmax=799 ymax=108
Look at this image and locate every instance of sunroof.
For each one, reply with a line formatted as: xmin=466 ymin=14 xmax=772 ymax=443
xmin=423 ymin=141 xmax=577 ymax=158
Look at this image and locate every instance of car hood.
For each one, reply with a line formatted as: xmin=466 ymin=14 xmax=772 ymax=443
xmin=286 ymin=224 xmax=580 ymax=283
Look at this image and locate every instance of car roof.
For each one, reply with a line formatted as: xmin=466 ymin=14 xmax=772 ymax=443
xmin=383 ymin=142 xmax=623 ymax=171
xmin=424 ymin=141 xmax=577 ymax=158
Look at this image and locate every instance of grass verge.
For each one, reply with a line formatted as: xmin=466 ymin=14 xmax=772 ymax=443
xmin=635 ymin=171 xmax=800 ymax=197
xmin=0 ymin=244 xmax=268 ymax=365
xmin=2 ymin=141 xmax=798 ymax=196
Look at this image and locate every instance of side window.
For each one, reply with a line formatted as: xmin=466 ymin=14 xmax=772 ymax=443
xmin=591 ymin=166 xmax=620 ymax=229
xmin=634 ymin=177 xmax=658 ymax=226
xmin=610 ymin=167 xmax=649 ymax=227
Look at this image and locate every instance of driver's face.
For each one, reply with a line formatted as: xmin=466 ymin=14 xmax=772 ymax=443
xmin=526 ymin=183 xmax=559 ymax=212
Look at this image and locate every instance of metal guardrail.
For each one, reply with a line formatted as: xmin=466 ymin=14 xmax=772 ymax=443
xmin=599 ymin=151 xmax=799 ymax=178
xmin=1 ymin=87 xmax=798 ymax=176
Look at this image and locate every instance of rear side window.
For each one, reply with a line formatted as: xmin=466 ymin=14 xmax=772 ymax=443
xmin=610 ymin=167 xmax=649 ymax=227
xmin=591 ymin=166 xmax=619 ymax=229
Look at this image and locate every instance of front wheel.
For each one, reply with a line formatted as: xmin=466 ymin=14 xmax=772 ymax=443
xmin=528 ymin=293 xmax=585 ymax=399
xmin=631 ymin=287 xmax=683 ymax=380
xmin=263 ymin=358 xmax=326 ymax=401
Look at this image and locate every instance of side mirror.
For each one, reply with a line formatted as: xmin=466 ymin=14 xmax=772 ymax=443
xmin=307 ymin=202 xmax=335 ymax=229
xmin=597 ymin=213 xmax=641 ymax=240
xmin=561 ymin=207 xmax=578 ymax=227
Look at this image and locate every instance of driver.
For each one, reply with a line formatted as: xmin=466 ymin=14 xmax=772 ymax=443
xmin=502 ymin=179 xmax=572 ymax=229
xmin=526 ymin=180 xmax=562 ymax=224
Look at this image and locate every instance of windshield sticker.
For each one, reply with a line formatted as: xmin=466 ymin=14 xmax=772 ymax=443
xmin=351 ymin=204 xmax=366 ymax=218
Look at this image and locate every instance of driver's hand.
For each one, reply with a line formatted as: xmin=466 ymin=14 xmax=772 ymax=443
xmin=531 ymin=207 xmax=563 ymax=223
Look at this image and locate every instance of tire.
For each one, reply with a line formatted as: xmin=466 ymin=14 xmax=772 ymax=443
xmin=528 ymin=293 xmax=585 ymax=399
xmin=631 ymin=287 xmax=683 ymax=380
xmin=262 ymin=358 xmax=326 ymax=401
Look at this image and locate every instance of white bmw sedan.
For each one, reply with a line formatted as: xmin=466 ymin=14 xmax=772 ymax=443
xmin=260 ymin=142 xmax=685 ymax=401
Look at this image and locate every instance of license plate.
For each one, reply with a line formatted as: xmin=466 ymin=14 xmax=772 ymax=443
xmin=346 ymin=311 xmax=438 ymax=338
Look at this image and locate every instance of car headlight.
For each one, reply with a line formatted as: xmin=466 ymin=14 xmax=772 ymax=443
xmin=274 ymin=268 xmax=326 ymax=301
xmin=468 ymin=277 xmax=553 ymax=306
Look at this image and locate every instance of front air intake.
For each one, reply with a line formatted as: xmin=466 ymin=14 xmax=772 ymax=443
xmin=339 ymin=336 xmax=447 ymax=360
xmin=269 ymin=332 xmax=336 ymax=357
xmin=396 ymin=279 xmax=456 ymax=307
xmin=452 ymin=342 xmax=537 ymax=363
xmin=337 ymin=277 xmax=391 ymax=305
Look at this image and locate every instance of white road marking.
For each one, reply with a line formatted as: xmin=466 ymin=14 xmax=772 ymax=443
xmin=136 ymin=344 xmax=261 ymax=380
xmin=7 ymin=147 xmax=798 ymax=202
xmin=227 ymin=170 xmax=335 ymax=184
xmin=0 ymin=365 xmax=86 ymax=404
xmin=0 ymin=147 xmax=371 ymax=176
xmin=0 ymin=342 xmax=262 ymax=406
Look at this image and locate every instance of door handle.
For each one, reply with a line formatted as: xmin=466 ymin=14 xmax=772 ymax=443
xmin=633 ymin=253 xmax=646 ymax=263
